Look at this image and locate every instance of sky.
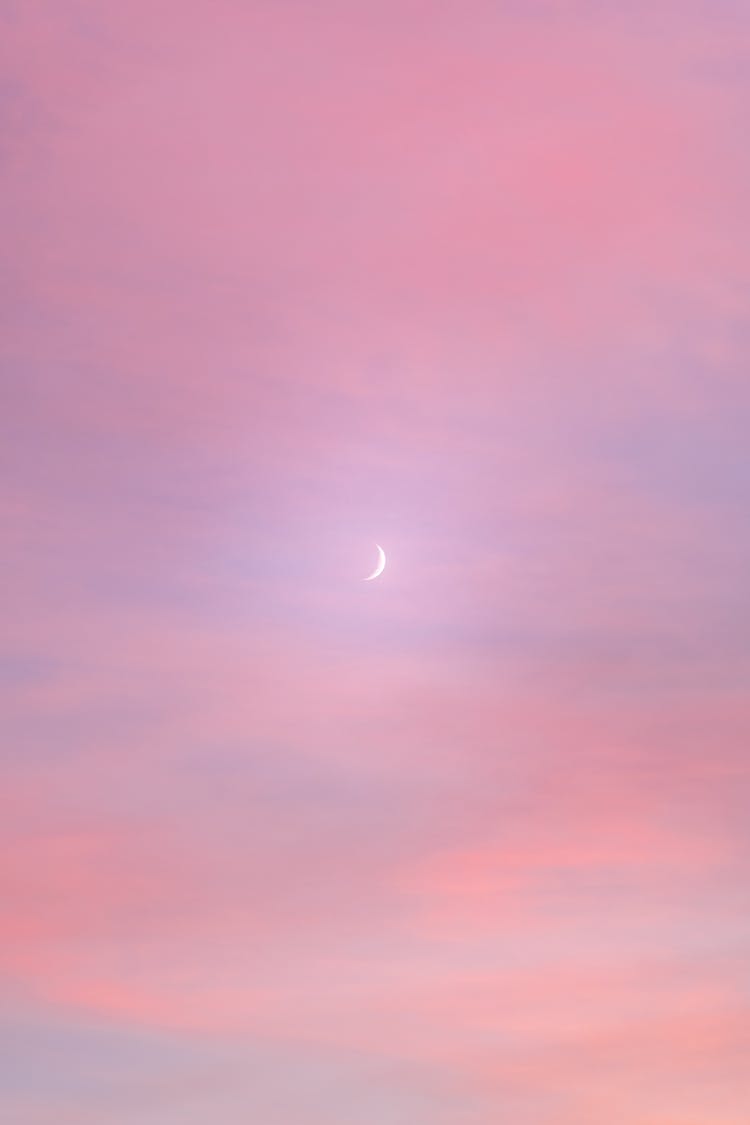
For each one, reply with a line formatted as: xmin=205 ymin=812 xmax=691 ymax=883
xmin=2 ymin=2 xmax=750 ymax=1122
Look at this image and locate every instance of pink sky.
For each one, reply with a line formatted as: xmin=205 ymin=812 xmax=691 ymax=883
xmin=2 ymin=2 xmax=750 ymax=1122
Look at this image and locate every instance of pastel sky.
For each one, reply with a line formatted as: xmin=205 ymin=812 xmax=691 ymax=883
xmin=2 ymin=2 xmax=750 ymax=1122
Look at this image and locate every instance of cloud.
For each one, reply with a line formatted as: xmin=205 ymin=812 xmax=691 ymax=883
xmin=2 ymin=1 xmax=749 ymax=1121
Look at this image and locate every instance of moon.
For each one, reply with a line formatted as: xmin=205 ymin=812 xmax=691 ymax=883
xmin=364 ymin=543 xmax=386 ymax=581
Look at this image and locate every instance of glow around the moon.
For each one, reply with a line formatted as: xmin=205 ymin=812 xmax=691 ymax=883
xmin=364 ymin=543 xmax=386 ymax=581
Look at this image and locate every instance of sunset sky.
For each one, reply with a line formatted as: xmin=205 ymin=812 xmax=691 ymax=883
xmin=2 ymin=2 xmax=750 ymax=1122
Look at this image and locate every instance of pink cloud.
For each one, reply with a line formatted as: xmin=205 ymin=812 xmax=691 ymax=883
xmin=2 ymin=1 xmax=749 ymax=1122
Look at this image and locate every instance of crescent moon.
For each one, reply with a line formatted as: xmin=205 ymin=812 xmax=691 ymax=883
xmin=364 ymin=543 xmax=386 ymax=581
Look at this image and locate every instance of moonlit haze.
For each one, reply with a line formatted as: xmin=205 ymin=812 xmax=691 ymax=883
xmin=2 ymin=3 xmax=750 ymax=1123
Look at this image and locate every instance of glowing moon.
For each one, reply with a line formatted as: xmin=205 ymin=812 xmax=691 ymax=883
xmin=364 ymin=543 xmax=386 ymax=581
